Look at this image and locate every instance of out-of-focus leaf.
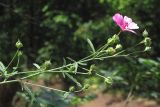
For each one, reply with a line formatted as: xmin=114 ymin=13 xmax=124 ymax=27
xmin=53 ymin=15 xmax=69 ymax=24
xmin=42 ymin=5 xmax=49 ymax=12
xmin=139 ymin=58 xmax=159 ymax=66
xmin=87 ymin=38 xmax=95 ymax=53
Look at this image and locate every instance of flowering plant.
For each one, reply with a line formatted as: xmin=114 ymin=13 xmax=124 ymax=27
xmin=0 ymin=13 xmax=151 ymax=106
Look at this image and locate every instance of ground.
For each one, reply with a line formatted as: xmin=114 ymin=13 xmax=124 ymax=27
xmin=78 ymin=93 xmax=160 ymax=107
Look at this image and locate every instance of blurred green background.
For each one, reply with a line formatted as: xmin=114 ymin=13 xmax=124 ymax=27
xmin=0 ymin=0 xmax=160 ymax=106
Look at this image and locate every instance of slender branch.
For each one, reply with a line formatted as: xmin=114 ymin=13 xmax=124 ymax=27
xmin=23 ymin=81 xmax=68 ymax=93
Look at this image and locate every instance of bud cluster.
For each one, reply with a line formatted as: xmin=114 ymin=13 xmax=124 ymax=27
xmin=105 ymin=44 xmax=122 ymax=55
xmin=142 ymin=30 xmax=152 ymax=51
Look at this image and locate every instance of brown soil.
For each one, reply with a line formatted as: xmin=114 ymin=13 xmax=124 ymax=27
xmin=78 ymin=93 xmax=160 ymax=107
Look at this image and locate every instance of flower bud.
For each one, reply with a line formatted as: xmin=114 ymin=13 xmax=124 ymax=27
xmin=69 ymin=86 xmax=75 ymax=92
xmin=107 ymin=38 xmax=114 ymax=45
xmin=107 ymin=34 xmax=119 ymax=46
xmin=112 ymin=34 xmax=120 ymax=43
xmin=104 ymin=77 xmax=113 ymax=85
xmin=143 ymin=30 xmax=148 ymax=37
xmin=144 ymin=46 xmax=151 ymax=51
xmin=105 ymin=47 xmax=116 ymax=55
xmin=144 ymin=37 xmax=151 ymax=47
xmin=115 ymin=44 xmax=122 ymax=51
xmin=15 ymin=40 xmax=23 ymax=49
xmin=88 ymin=64 xmax=96 ymax=75
xmin=43 ymin=60 xmax=51 ymax=69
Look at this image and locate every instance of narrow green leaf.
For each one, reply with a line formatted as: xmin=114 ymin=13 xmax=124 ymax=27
xmin=65 ymin=73 xmax=82 ymax=87
xmin=78 ymin=62 xmax=87 ymax=66
xmin=73 ymin=62 xmax=78 ymax=74
xmin=0 ymin=61 xmax=6 ymax=73
xmin=87 ymin=38 xmax=95 ymax=53
xmin=62 ymin=58 xmax=66 ymax=78
xmin=33 ymin=63 xmax=41 ymax=69
xmin=66 ymin=57 xmax=76 ymax=62
xmin=23 ymin=85 xmax=35 ymax=100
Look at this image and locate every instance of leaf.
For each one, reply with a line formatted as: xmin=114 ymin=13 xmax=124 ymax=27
xmin=62 ymin=58 xmax=67 ymax=78
xmin=139 ymin=58 xmax=159 ymax=66
xmin=33 ymin=63 xmax=41 ymax=69
xmin=78 ymin=62 xmax=87 ymax=66
xmin=65 ymin=73 xmax=82 ymax=87
xmin=42 ymin=5 xmax=49 ymax=12
xmin=0 ymin=61 xmax=6 ymax=73
xmin=53 ymin=15 xmax=69 ymax=23
xmin=66 ymin=57 xmax=76 ymax=62
xmin=87 ymin=38 xmax=95 ymax=53
xmin=23 ymin=85 xmax=36 ymax=101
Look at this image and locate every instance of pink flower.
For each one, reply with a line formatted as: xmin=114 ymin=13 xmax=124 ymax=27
xmin=113 ymin=13 xmax=139 ymax=33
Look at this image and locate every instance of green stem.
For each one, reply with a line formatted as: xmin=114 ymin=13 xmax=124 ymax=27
xmin=96 ymin=73 xmax=107 ymax=79
xmin=6 ymin=49 xmax=19 ymax=70
xmin=0 ymin=79 xmax=19 ymax=85
xmin=23 ymin=81 xmax=68 ymax=93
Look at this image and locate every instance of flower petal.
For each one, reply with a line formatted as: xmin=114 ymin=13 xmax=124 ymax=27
xmin=124 ymin=29 xmax=137 ymax=34
xmin=128 ymin=22 xmax=139 ymax=29
xmin=112 ymin=13 xmax=124 ymax=28
xmin=124 ymin=16 xmax=132 ymax=24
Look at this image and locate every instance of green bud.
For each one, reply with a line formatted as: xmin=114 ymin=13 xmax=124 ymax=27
xmin=104 ymin=77 xmax=113 ymax=85
xmin=107 ymin=34 xmax=119 ymax=46
xmin=69 ymin=86 xmax=75 ymax=92
xmin=15 ymin=40 xmax=23 ymax=49
xmin=112 ymin=34 xmax=120 ymax=43
xmin=143 ymin=30 xmax=148 ymax=37
xmin=88 ymin=64 xmax=96 ymax=75
xmin=107 ymin=38 xmax=114 ymax=45
xmin=69 ymin=66 xmax=75 ymax=72
xmin=43 ymin=60 xmax=51 ymax=69
xmin=144 ymin=37 xmax=152 ymax=47
xmin=144 ymin=46 xmax=151 ymax=51
xmin=115 ymin=44 xmax=122 ymax=51
xmin=105 ymin=47 xmax=116 ymax=55
xmin=17 ymin=51 xmax=23 ymax=56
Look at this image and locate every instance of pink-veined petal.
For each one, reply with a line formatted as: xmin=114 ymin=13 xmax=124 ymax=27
xmin=124 ymin=16 xmax=132 ymax=24
xmin=124 ymin=29 xmax=137 ymax=34
xmin=112 ymin=13 xmax=124 ymax=28
xmin=128 ymin=22 xmax=139 ymax=29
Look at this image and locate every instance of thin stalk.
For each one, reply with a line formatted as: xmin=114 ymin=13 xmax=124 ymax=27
xmin=96 ymin=73 xmax=106 ymax=79
xmin=6 ymin=49 xmax=19 ymax=70
xmin=23 ymin=81 xmax=68 ymax=93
